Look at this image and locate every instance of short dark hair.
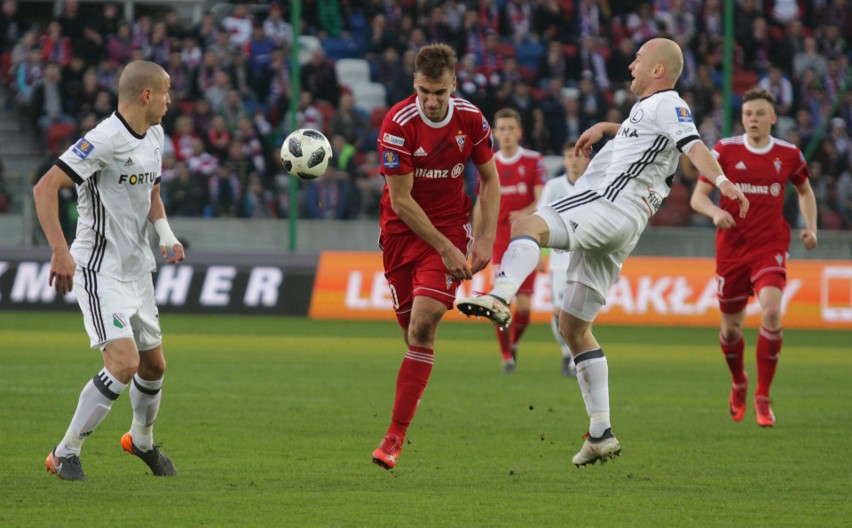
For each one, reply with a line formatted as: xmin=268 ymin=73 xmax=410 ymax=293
xmin=562 ymin=140 xmax=577 ymax=153
xmin=742 ymin=87 xmax=777 ymax=108
xmin=414 ymin=43 xmax=457 ymax=79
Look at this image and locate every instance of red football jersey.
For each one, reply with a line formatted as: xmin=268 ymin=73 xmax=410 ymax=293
xmin=492 ymin=147 xmax=548 ymax=261
xmin=378 ymin=95 xmax=493 ymax=236
xmin=699 ymin=135 xmax=810 ymax=262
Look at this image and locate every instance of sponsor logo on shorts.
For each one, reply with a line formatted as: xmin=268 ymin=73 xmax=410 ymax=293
xmin=72 ymin=138 xmax=94 ymax=160
xmin=445 ymin=275 xmax=455 ymax=289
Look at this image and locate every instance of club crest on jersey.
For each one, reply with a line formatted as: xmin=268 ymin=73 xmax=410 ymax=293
xmin=72 ymin=138 xmax=94 ymax=160
xmin=481 ymin=117 xmax=488 ymax=131
xmin=383 ymin=151 xmax=400 ymax=169
xmin=773 ymin=158 xmax=782 ymax=173
xmin=455 ymin=133 xmax=466 ymax=152
xmin=675 ymin=107 xmax=693 ymax=122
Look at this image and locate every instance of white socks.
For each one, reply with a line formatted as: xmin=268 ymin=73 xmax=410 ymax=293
xmin=574 ymin=349 xmax=611 ymax=438
xmin=490 ymin=237 xmax=541 ymax=302
xmin=56 ymin=368 xmax=127 ymax=457
xmin=130 ymin=374 xmax=164 ymax=451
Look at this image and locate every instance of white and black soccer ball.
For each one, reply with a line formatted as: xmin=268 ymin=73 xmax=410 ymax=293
xmin=280 ymin=128 xmax=332 ymax=180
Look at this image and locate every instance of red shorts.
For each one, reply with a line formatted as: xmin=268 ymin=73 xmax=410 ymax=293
xmin=493 ymin=241 xmax=536 ymax=296
xmin=380 ymin=224 xmax=473 ymax=328
xmin=716 ymin=253 xmax=787 ymax=314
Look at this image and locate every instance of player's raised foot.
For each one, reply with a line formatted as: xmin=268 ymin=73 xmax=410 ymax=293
xmin=502 ymin=358 xmax=516 ymax=375
xmin=45 ymin=448 xmax=86 ymax=481
xmin=457 ymin=294 xmax=512 ymax=329
xmin=572 ymin=429 xmax=621 ymax=467
xmin=121 ymin=432 xmax=178 ymax=476
xmin=561 ymin=356 xmax=577 ymax=378
xmin=729 ymin=379 xmax=748 ymax=422
xmin=372 ymin=433 xmax=402 ymax=470
xmin=754 ymin=396 xmax=775 ymax=427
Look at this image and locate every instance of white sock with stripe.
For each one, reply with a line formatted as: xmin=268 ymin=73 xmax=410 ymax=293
xmin=490 ymin=236 xmax=541 ymax=302
xmin=129 ymin=374 xmax=164 ymax=451
xmin=55 ymin=368 xmax=127 ymax=457
xmin=574 ymin=349 xmax=611 ymax=438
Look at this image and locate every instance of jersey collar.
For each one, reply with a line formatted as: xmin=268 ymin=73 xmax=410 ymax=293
xmin=115 ymin=111 xmax=146 ymax=139
xmin=639 ymin=88 xmax=677 ymax=102
xmin=742 ymin=133 xmax=775 ymax=154
xmin=495 ymin=147 xmax=524 ymax=164
xmin=415 ymin=97 xmax=454 ymax=128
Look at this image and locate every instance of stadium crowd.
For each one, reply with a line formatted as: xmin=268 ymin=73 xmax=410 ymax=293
xmin=1 ymin=0 xmax=850 ymax=229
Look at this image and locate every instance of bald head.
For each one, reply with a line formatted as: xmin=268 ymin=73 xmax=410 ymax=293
xmin=118 ymin=60 xmax=168 ymax=103
xmin=646 ymin=38 xmax=683 ymax=84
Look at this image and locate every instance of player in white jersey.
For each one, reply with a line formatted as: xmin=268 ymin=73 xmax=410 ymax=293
xmin=34 ymin=61 xmax=185 ymax=480
xmin=537 ymin=141 xmax=594 ymax=378
xmin=459 ymin=38 xmax=750 ymax=467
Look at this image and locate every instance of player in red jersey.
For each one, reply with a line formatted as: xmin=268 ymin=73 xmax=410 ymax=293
xmin=691 ymin=87 xmax=818 ymax=427
xmin=371 ymin=43 xmax=501 ymax=469
xmin=474 ymin=108 xmax=548 ymax=374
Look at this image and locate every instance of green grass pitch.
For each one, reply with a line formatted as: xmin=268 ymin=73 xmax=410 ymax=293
xmin=1 ymin=311 xmax=849 ymax=527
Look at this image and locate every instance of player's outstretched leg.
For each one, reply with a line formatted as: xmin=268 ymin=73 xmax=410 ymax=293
xmin=457 ymin=294 xmax=512 ymax=329
xmin=121 ymin=433 xmax=178 ymax=476
xmin=45 ymin=448 xmax=86 ymax=481
xmin=571 ymin=428 xmax=621 ymax=466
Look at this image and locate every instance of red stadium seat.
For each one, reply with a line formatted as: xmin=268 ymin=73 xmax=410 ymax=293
xmin=47 ymin=123 xmax=78 ymax=154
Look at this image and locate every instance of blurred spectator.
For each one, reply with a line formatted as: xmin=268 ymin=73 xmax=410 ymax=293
xmin=240 ymin=173 xmax=274 ymax=218
xmin=793 ymin=37 xmax=827 ymax=80
xmin=166 ymin=160 xmax=208 ymax=216
xmin=107 ymin=21 xmax=134 ymax=69
xmin=208 ymin=164 xmax=241 ymax=217
xmin=759 ymin=66 xmax=794 ymax=116
xmin=187 ymin=136 xmax=219 ymax=177
xmin=283 ymin=90 xmax=323 ymax=135
xmin=375 ymin=47 xmax=412 ymax=106
xmin=222 ymin=4 xmax=253 ymax=49
xmin=327 ymin=92 xmax=369 ymax=150
xmin=301 ymin=48 xmax=339 ymax=106
xmin=263 ymin=3 xmax=292 ymax=50
xmin=0 ymin=1 xmax=27 ymax=55
xmin=31 ymin=63 xmax=76 ymax=141
xmin=171 ymin=115 xmax=198 ymax=162
xmin=365 ymin=13 xmax=396 ymax=60
xmin=41 ymin=21 xmax=73 ymax=67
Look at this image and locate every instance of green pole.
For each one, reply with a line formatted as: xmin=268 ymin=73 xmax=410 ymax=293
xmin=803 ymin=72 xmax=852 ymax=161
xmin=722 ymin=0 xmax=734 ymax=136
xmin=288 ymin=0 xmax=302 ymax=251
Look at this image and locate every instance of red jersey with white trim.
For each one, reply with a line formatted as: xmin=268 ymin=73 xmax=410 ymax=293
xmin=699 ymin=134 xmax=810 ymax=262
xmin=492 ymin=147 xmax=548 ymax=261
xmin=378 ymin=94 xmax=493 ymax=236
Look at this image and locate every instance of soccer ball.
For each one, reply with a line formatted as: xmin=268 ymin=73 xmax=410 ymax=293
xmin=280 ymin=129 xmax=332 ymax=180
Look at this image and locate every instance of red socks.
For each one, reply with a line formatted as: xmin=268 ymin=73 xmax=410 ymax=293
xmin=720 ymin=333 xmax=747 ymax=385
xmin=388 ymin=346 xmax=434 ymax=439
xmin=495 ymin=326 xmax=512 ymax=361
xmin=756 ymin=326 xmax=782 ymax=398
xmin=512 ymin=311 xmax=530 ymax=348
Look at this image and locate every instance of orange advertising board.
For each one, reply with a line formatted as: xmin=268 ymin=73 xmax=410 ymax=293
xmin=309 ymin=252 xmax=852 ymax=330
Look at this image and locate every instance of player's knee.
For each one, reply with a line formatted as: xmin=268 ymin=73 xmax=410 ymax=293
xmin=761 ymin=306 xmax=782 ymax=329
xmin=510 ymin=215 xmax=548 ymax=244
xmin=720 ymin=325 xmax=742 ymax=343
xmin=407 ymin=319 xmax=437 ymax=347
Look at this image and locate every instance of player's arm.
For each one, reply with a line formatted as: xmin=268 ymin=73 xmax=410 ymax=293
xmin=148 ymin=183 xmax=185 ymax=264
xmin=574 ymin=122 xmax=620 ymax=156
xmin=386 ymin=172 xmax=472 ymax=280
xmin=33 ymin=165 xmax=77 ymax=295
xmin=470 ymin=157 xmax=500 ymax=275
xmin=795 ymin=179 xmax=818 ymax=249
xmin=508 ymin=183 xmax=544 ymax=223
xmin=686 ymin=142 xmax=749 ymax=218
xmin=690 ymin=178 xmax=737 ymax=230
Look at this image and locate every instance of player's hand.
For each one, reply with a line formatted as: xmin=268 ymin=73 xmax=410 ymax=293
xmin=160 ymin=242 xmax=186 ymax=264
xmin=712 ymin=210 xmax=736 ymax=230
xmin=442 ymin=245 xmax=473 ymax=281
xmin=574 ymin=125 xmax=604 ymax=156
xmin=719 ymin=180 xmax=749 ymax=218
xmin=468 ymin=239 xmax=492 ymax=276
xmin=49 ymin=249 xmax=76 ymax=296
xmin=800 ymin=229 xmax=818 ymax=250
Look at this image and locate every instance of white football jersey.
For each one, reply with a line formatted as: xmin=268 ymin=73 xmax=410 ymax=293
xmin=595 ymin=89 xmax=700 ymax=223
xmin=538 ymin=174 xmax=576 ymax=270
xmin=57 ymin=112 xmax=164 ymax=281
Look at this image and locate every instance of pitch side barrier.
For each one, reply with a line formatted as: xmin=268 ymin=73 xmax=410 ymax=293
xmin=0 ymin=249 xmax=317 ymax=315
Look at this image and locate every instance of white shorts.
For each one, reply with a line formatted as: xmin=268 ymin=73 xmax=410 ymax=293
xmin=73 ymin=268 xmax=162 ymax=351
xmin=536 ymin=198 xmax=641 ymax=317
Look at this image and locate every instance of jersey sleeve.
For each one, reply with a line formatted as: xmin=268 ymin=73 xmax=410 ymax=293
xmin=533 ymin=154 xmax=548 ymax=186
xmin=789 ymin=148 xmax=811 ymax=186
xmin=655 ymin=96 xmax=701 ymax=154
xmin=56 ymin=128 xmax=114 ymax=185
xmin=470 ymin=113 xmax=494 ymax=166
xmin=697 ymin=141 xmax=724 ymax=185
xmin=377 ymin=116 xmax=412 ymax=177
